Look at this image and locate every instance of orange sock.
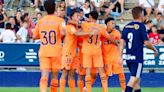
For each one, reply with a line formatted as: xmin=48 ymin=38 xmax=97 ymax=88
xmin=119 ymin=73 xmax=126 ymax=91
xmin=50 ymin=79 xmax=58 ymax=92
xmin=78 ymin=80 xmax=84 ymax=92
xmin=101 ymin=75 xmax=108 ymax=92
xmin=68 ymin=79 xmax=76 ymax=92
xmin=85 ymin=75 xmax=92 ymax=92
xmin=60 ymin=79 xmax=66 ymax=92
xmin=40 ymin=76 xmax=48 ymax=92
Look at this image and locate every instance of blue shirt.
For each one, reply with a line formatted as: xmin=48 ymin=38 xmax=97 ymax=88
xmin=121 ymin=21 xmax=149 ymax=63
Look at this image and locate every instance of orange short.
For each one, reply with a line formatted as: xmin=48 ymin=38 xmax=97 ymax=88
xmin=77 ymin=52 xmax=97 ymax=75
xmin=39 ymin=56 xmax=61 ymax=72
xmin=83 ymin=53 xmax=104 ymax=68
xmin=104 ymin=58 xmax=124 ymax=76
xmin=61 ymin=55 xmax=78 ymax=70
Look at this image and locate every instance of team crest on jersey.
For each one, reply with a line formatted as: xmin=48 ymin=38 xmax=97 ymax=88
xmin=134 ymin=24 xmax=140 ymax=30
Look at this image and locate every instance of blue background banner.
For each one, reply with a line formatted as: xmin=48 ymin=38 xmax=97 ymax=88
xmin=0 ymin=43 xmax=164 ymax=68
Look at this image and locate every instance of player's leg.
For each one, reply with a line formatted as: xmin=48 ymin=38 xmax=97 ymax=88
xmin=94 ymin=54 xmax=108 ymax=92
xmin=133 ymin=79 xmax=141 ymax=92
xmin=83 ymin=54 xmax=92 ymax=92
xmin=113 ymin=63 xmax=126 ymax=92
xmin=78 ymin=75 xmax=85 ymax=92
xmin=91 ymin=68 xmax=97 ymax=85
xmin=51 ymin=71 xmax=59 ymax=92
xmin=39 ymin=57 xmax=50 ymax=92
xmin=68 ymin=69 xmax=76 ymax=92
xmin=125 ymin=62 xmax=143 ymax=92
xmin=118 ymin=73 xmax=126 ymax=92
xmin=60 ymin=69 xmax=69 ymax=92
xmin=50 ymin=57 xmax=61 ymax=92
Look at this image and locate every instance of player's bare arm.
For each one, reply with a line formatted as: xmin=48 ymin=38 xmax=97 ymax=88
xmin=144 ymin=40 xmax=158 ymax=56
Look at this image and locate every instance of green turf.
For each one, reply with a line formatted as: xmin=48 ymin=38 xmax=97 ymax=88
xmin=0 ymin=87 xmax=164 ymax=92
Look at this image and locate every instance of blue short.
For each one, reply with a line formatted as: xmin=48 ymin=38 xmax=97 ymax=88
xmin=126 ymin=62 xmax=143 ymax=78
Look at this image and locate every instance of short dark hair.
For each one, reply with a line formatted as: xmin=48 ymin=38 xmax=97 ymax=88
xmin=157 ymin=12 xmax=162 ymax=16
xmin=5 ymin=23 xmax=12 ymax=29
xmin=144 ymin=20 xmax=152 ymax=24
xmin=132 ymin=6 xmax=143 ymax=19
xmin=44 ymin=0 xmax=56 ymax=14
xmin=89 ymin=11 xmax=98 ymax=20
xmin=105 ymin=17 xmax=114 ymax=25
xmin=70 ymin=10 xmax=79 ymax=19
xmin=37 ymin=12 xmax=43 ymax=16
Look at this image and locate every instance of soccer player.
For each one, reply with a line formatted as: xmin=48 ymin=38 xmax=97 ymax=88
xmin=102 ymin=17 xmax=126 ymax=92
xmin=81 ymin=11 xmax=114 ymax=92
xmin=60 ymin=10 xmax=97 ymax=92
xmin=33 ymin=1 xmax=66 ymax=92
xmin=119 ymin=6 xmax=158 ymax=92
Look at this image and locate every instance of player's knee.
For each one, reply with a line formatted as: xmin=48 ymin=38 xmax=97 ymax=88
xmin=51 ymin=71 xmax=59 ymax=79
xmin=41 ymin=70 xmax=49 ymax=77
xmin=128 ymin=76 xmax=140 ymax=87
xmin=134 ymin=83 xmax=140 ymax=90
xmin=61 ymin=70 xmax=69 ymax=79
xmin=68 ymin=70 xmax=75 ymax=79
xmin=78 ymin=75 xmax=84 ymax=80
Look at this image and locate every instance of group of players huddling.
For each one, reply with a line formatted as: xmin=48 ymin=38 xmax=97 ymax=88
xmin=33 ymin=0 xmax=158 ymax=92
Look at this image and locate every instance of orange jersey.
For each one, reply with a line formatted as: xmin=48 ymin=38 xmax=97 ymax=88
xmin=102 ymin=29 xmax=121 ymax=63
xmin=81 ymin=22 xmax=110 ymax=55
xmin=62 ymin=24 xmax=78 ymax=57
xmin=33 ymin=15 xmax=65 ymax=57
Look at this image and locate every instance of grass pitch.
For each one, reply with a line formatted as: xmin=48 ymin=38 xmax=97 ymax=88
xmin=0 ymin=87 xmax=164 ymax=92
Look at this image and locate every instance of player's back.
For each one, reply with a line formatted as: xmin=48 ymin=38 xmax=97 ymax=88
xmin=35 ymin=15 xmax=64 ymax=57
xmin=122 ymin=21 xmax=148 ymax=63
xmin=82 ymin=22 xmax=104 ymax=55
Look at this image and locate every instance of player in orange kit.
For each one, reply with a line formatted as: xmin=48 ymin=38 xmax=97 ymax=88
xmin=33 ymin=1 xmax=66 ymax=92
xmin=59 ymin=10 xmax=98 ymax=92
xmin=81 ymin=11 xmax=116 ymax=92
xmin=102 ymin=17 xmax=126 ymax=92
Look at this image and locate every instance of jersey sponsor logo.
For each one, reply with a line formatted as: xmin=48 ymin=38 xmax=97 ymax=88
xmin=125 ymin=24 xmax=140 ymax=30
xmin=0 ymin=51 xmax=5 ymax=61
xmin=25 ymin=49 xmax=37 ymax=62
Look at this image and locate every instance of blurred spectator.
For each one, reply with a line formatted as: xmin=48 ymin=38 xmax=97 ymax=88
xmin=8 ymin=16 xmax=19 ymax=33
xmin=16 ymin=22 xmax=28 ymax=43
xmin=149 ymin=25 xmax=161 ymax=45
xmin=33 ymin=0 xmax=45 ymax=12
xmin=109 ymin=0 xmax=122 ymax=20
xmin=0 ymin=13 xmax=5 ymax=29
xmin=14 ymin=10 xmax=22 ymax=27
xmin=0 ymin=0 xmax=3 ymax=10
xmin=33 ymin=12 xmax=42 ymax=25
xmin=91 ymin=0 xmax=104 ymax=10
xmin=17 ymin=0 xmax=33 ymax=11
xmin=57 ymin=0 xmax=66 ymax=10
xmin=4 ymin=0 xmax=15 ymax=11
xmin=145 ymin=20 xmax=153 ymax=33
xmin=152 ymin=12 xmax=164 ymax=30
xmin=0 ymin=23 xmax=16 ymax=43
xmin=80 ymin=0 xmax=91 ymax=19
xmin=78 ymin=9 xmax=85 ymax=22
xmin=66 ymin=0 xmax=77 ymax=16
xmin=77 ymin=0 xmax=85 ymax=8
xmin=139 ymin=0 xmax=158 ymax=18
xmin=158 ymin=0 xmax=164 ymax=15
xmin=21 ymin=13 xmax=35 ymax=41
